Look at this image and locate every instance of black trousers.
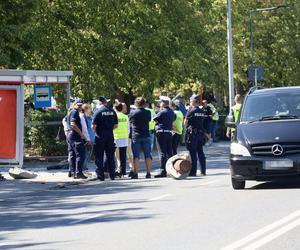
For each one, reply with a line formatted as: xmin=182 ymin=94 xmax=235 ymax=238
xmin=157 ymin=132 xmax=173 ymax=171
xmin=116 ymin=146 xmax=127 ymax=175
xmin=94 ymin=131 xmax=116 ymax=179
xmin=186 ymin=132 xmax=206 ymax=175
xmin=172 ymin=133 xmax=182 ymax=155
xmin=67 ymin=134 xmax=85 ymax=175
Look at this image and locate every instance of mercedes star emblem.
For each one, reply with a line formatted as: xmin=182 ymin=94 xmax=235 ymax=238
xmin=272 ymin=144 xmax=283 ymax=156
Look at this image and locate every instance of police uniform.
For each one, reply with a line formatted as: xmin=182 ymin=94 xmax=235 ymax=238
xmin=154 ymin=96 xmax=176 ymax=177
xmin=185 ymin=96 xmax=207 ymax=176
xmin=93 ymin=97 xmax=118 ymax=180
xmin=66 ymin=99 xmax=86 ymax=178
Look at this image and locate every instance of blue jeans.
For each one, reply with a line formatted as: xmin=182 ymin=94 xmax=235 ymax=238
xmin=210 ymin=120 xmax=218 ymax=141
xmin=131 ymin=137 xmax=152 ymax=159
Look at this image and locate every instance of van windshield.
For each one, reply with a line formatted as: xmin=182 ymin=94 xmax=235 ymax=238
xmin=241 ymin=92 xmax=300 ymax=123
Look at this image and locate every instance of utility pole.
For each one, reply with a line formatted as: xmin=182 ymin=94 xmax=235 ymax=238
xmin=227 ymin=0 xmax=235 ymax=109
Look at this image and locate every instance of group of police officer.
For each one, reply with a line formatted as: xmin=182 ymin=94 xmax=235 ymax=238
xmin=65 ymin=94 xmax=211 ymax=181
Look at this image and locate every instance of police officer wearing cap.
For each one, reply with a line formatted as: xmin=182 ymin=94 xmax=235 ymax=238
xmin=184 ymin=95 xmax=207 ymax=176
xmin=66 ymin=98 xmax=87 ymax=179
xmin=154 ymin=96 xmax=176 ymax=178
xmin=93 ymin=96 xmax=118 ymax=181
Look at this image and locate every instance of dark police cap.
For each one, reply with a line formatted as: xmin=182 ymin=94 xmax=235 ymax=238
xmin=98 ymin=96 xmax=110 ymax=103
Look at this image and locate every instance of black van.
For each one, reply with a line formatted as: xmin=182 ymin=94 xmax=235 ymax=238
xmin=226 ymin=87 xmax=300 ymax=189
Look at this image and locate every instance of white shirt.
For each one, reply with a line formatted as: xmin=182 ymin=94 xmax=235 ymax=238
xmin=80 ymin=112 xmax=91 ymax=141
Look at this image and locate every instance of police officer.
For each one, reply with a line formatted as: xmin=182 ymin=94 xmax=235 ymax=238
xmin=93 ymin=96 xmax=118 ymax=181
xmin=66 ymin=98 xmax=87 ymax=179
xmin=184 ymin=95 xmax=207 ymax=176
xmin=154 ymin=96 xmax=176 ymax=178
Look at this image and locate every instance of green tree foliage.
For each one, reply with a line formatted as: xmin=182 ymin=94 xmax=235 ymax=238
xmin=0 ymin=0 xmax=38 ymax=68
xmin=1 ymin=0 xmax=300 ymax=99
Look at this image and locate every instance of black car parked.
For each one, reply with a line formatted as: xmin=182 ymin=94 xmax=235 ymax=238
xmin=226 ymin=87 xmax=300 ymax=189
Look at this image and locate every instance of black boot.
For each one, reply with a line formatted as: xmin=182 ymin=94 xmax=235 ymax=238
xmin=128 ymin=171 xmax=135 ymax=178
xmin=74 ymin=173 xmax=88 ymax=179
xmin=97 ymin=174 xmax=105 ymax=181
xmin=131 ymin=173 xmax=138 ymax=179
xmin=154 ymin=170 xmax=167 ymax=178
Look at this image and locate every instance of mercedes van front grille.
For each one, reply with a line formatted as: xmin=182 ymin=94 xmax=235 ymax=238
xmin=251 ymin=143 xmax=300 ymax=156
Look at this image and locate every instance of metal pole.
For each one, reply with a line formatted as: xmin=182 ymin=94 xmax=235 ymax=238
xmin=250 ymin=10 xmax=254 ymax=67
xmin=19 ymin=84 xmax=24 ymax=168
xmin=255 ymin=68 xmax=258 ymax=86
xmin=66 ymin=77 xmax=71 ymax=109
xmin=227 ymin=0 xmax=235 ymax=109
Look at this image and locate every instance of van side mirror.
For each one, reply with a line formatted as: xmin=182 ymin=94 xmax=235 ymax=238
xmin=225 ymin=115 xmax=236 ymax=128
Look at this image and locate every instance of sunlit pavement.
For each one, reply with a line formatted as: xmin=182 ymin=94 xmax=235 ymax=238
xmin=1 ymin=141 xmax=300 ymax=250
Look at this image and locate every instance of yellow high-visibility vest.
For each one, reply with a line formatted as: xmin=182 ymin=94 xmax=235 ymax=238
xmin=114 ymin=112 xmax=129 ymax=139
xmin=173 ymin=110 xmax=184 ymax=135
xmin=232 ymin=104 xmax=241 ymax=122
xmin=146 ymin=108 xmax=155 ymax=130
xmin=231 ymin=103 xmax=241 ymax=132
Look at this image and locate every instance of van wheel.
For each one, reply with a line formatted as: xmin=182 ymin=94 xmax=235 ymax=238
xmin=231 ymin=178 xmax=245 ymax=190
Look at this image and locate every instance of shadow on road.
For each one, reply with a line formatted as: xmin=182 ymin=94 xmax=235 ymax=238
xmin=0 ymin=180 xmax=157 ymax=236
xmin=0 ymin=241 xmax=63 ymax=250
xmin=249 ymin=180 xmax=300 ymax=190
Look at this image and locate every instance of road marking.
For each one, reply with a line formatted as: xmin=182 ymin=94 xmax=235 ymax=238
xmin=220 ymin=209 xmax=300 ymax=250
xmin=242 ymin=217 xmax=300 ymax=250
xmin=69 ymin=213 xmax=105 ymax=225
xmin=198 ymin=180 xmax=218 ymax=186
xmin=148 ymin=194 xmax=171 ymax=201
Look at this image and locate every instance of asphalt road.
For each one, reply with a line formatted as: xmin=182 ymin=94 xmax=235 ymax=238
xmin=1 ymin=142 xmax=300 ymax=250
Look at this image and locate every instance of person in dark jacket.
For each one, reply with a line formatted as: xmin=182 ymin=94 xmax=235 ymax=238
xmin=154 ymin=96 xmax=176 ymax=178
xmin=66 ymin=98 xmax=87 ymax=179
xmin=129 ymin=97 xmax=152 ymax=179
xmin=93 ymin=96 xmax=118 ymax=181
xmin=185 ymin=95 xmax=208 ymax=176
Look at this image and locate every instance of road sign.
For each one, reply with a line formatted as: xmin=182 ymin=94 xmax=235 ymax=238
xmin=248 ymin=66 xmax=264 ymax=83
xmin=34 ymin=85 xmax=52 ymax=108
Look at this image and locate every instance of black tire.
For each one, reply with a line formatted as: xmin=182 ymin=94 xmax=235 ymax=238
xmin=231 ymin=178 xmax=246 ymax=190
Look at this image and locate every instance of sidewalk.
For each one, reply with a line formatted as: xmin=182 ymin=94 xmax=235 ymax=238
xmin=0 ymin=141 xmax=230 ymax=199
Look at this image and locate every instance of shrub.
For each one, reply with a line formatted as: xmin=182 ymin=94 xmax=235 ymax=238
xmin=25 ymin=109 xmax=67 ymax=156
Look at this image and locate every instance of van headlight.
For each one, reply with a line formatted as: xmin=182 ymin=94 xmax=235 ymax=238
xmin=230 ymin=143 xmax=251 ymax=157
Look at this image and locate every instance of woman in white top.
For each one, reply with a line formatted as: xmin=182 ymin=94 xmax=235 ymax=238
xmin=80 ymin=105 xmax=92 ymax=170
xmin=114 ymin=102 xmax=130 ymax=177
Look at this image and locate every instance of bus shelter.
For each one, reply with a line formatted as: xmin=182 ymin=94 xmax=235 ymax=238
xmin=0 ymin=70 xmax=73 ymax=167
